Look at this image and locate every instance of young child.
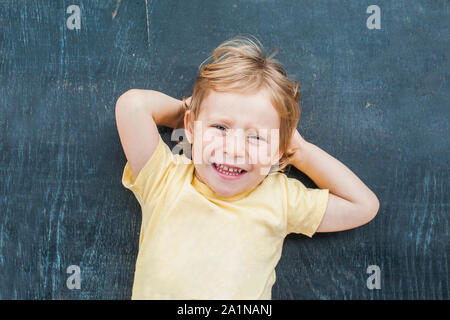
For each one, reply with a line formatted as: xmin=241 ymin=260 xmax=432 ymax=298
xmin=115 ymin=35 xmax=380 ymax=300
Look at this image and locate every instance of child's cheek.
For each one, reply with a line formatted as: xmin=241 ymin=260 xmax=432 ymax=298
xmin=258 ymin=166 xmax=271 ymax=176
xmin=258 ymin=142 xmax=273 ymax=167
xmin=247 ymin=144 xmax=258 ymax=165
xmin=247 ymin=143 xmax=270 ymax=170
xmin=202 ymin=136 xmax=223 ymax=163
xmin=192 ymin=141 xmax=203 ymax=165
xmin=192 ymin=138 xmax=212 ymax=166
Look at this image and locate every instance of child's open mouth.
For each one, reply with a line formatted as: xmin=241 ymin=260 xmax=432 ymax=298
xmin=212 ymin=162 xmax=247 ymax=180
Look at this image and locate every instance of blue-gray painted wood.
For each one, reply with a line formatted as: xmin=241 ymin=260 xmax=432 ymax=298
xmin=0 ymin=0 xmax=448 ymax=299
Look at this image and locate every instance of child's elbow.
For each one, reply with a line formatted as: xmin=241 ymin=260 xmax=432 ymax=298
xmin=367 ymin=196 xmax=380 ymax=221
xmin=116 ymin=89 xmax=140 ymax=107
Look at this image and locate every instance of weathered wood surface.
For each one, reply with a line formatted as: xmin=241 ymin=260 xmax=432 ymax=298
xmin=0 ymin=0 xmax=448 ymax=299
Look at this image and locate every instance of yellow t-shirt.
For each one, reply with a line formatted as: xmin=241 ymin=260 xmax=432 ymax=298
xmin=122 ymin=135 xmax=329 ymax=300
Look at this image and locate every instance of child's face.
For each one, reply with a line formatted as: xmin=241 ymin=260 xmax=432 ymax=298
xmin=185 ymin=89 xmax=282 ymax=198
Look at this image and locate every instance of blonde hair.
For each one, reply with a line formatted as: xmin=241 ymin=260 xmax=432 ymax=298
xmin=182 ymin=34 xmax=301 ymax=173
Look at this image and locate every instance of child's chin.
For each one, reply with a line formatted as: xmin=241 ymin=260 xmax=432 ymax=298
xmin=215 ymin=188 xmax=243 ymax=198
xmin=214 ymin=188 xmax=242 ymax=197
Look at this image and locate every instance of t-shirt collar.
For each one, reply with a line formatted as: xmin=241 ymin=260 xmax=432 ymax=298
xmin=191 ymin=169 xmax=261 ymax=202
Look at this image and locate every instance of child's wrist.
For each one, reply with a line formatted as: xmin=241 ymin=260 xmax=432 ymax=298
xmin=169 ymin=96 xmax=191 ymax=129
xmin=152 ymin=101 xmax=183 ymax=129
xmin=288 ymin=140 xmax=311 ymax=170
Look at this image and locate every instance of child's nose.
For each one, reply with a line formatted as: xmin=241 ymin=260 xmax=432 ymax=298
xmin=224 ymin=130 xmax=246 ymax=160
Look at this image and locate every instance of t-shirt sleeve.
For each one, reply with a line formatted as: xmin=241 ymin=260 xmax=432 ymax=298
xmin=285 ymin=177 xmax=329 ymax=237
xmin=121 ymin=135 xmax=174 ymax=207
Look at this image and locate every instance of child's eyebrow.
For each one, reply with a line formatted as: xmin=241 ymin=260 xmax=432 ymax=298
xmin=208 ymin=117 xmax=234 ymax=126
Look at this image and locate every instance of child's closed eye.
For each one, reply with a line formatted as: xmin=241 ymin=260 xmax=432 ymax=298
xmin=213 ymin=124 xmax=227 ymax=131
xmin=248 ymin=132 xmax=265 ymax=142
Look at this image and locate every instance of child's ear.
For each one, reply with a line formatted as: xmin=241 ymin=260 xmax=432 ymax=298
xmin=184 ymin=110 xmax=193 ymax=144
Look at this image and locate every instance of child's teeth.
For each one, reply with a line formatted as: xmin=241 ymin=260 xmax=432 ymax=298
xmin=216 ymin=163 xmax=243 ymax=175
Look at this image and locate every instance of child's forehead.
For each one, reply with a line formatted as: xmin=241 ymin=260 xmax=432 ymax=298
xmin=198 ymin=91 xmax=280 ymax=129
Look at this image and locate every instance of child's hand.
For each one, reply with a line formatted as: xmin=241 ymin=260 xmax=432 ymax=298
xmin=285 ymin=128 xmax=309 ymax=167
xmin=288 ymin=129 xmax=307 ymax=153
xmin=173 ymin=96 xmax=192 ymax=129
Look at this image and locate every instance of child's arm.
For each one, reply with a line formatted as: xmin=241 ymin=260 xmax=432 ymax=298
xmin=115 ymin=89 xmax=185 ymax=179
xmin=288 ymin=129 xmax=380 ymax=232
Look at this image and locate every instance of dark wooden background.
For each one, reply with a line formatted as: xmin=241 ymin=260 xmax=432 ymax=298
xmin=0 ymin=0 xmax=448 ymax=299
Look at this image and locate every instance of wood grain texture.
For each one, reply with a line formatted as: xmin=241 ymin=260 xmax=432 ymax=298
xmin=0 ymin=0 xmax=448 ymax=299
